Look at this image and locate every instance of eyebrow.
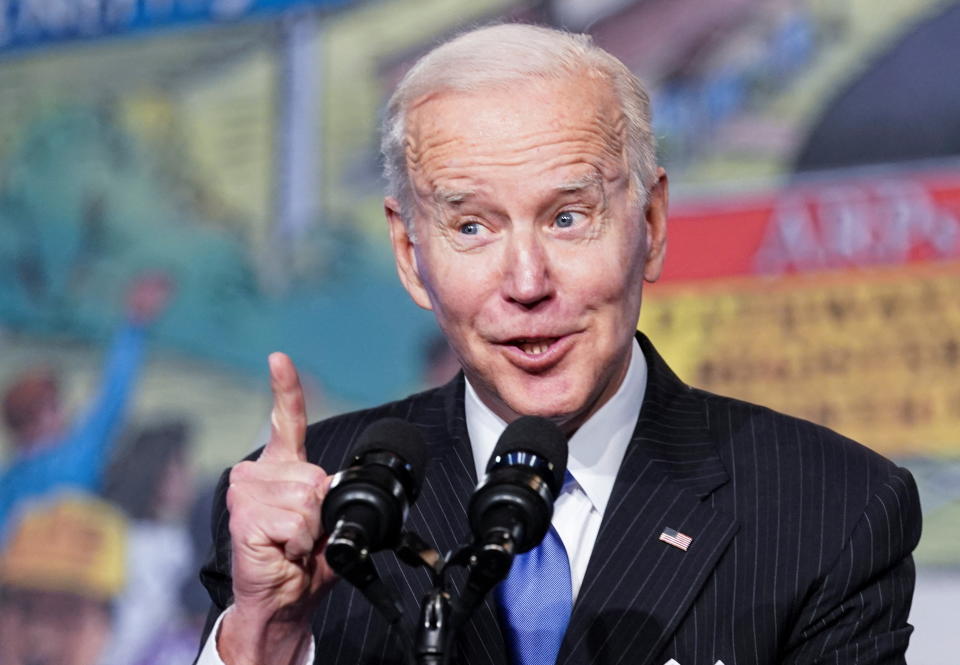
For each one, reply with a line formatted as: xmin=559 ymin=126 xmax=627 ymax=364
xmin=554 ymin=173 xmax=603 ymax=193
xmin=431 ymin=173 xmax=601 ymax=205
xmin=433 ymin=188 xmax=474 ymax=205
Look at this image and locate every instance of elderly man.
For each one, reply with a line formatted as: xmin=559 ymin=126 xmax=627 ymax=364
xmin=0 ymin=496 xmax=127 ymax=665
xmin=196 ymin=24 xmax=920 ymax=665
xmin=0 ymin=273 xmax=171 ymax=543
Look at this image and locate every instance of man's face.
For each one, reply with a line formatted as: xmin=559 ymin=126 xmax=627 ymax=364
xmin=387 ymin=71 xmax=667 ymax=431
xmin=0 ymin=589 xmax=112 ymax=665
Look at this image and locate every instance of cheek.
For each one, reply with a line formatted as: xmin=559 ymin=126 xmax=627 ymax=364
xmin=561 ymin=241 xmax=645 ymax=326
xmin=420 ymin=248 xmax=500 ymax=320
xmin=420 ymin=271 xmax=484 ymax=353
xmin=564 ymin=245 xmax=637 ymax=301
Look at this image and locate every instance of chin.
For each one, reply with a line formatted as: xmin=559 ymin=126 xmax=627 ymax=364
xmin=500 ymin=384 xmax=591 ymax=426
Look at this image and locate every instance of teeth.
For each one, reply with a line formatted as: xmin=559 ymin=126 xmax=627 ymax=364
xmin=519 ymin=341 xmax=549 ymax=355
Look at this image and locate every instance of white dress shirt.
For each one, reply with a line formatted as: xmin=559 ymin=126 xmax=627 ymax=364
xmin=465 ymin=337 xmax=646 ymax=600
xmin=198 ymin=339 xmax=647 ymax=663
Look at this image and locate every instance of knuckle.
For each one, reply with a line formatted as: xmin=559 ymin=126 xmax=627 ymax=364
xmin=230 ymin=461 xmax=254 ymax=482
xmin=291 ymin=512 xmax=308 ymax=532
xmin=226 ymin=482 xmax=241 ymax=507
xmin=288 ymin=482 xmax=311 ymax=504
xmin=227 ymin=504 xmax=248 ymax=537
xmin=302 ymin=487 xmax=320 ymax=509
xmin=310 ymin=466 xmax=328 ymax=487
xmin=280 ymin=513 xmax=306 ymax=537
xmin=225 ymin=483 xmax=249 ymax=517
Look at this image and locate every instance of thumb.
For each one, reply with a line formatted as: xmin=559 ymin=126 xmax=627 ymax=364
xmin=260 ymin=352 xmax=308 ymax=462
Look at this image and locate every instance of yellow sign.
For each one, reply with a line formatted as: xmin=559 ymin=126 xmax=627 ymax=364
xmin=640 ymin=261 xmax=960 ymax=457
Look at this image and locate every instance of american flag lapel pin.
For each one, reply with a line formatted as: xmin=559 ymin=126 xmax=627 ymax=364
xmin=659 ymin=527 xmax=693 ymax=551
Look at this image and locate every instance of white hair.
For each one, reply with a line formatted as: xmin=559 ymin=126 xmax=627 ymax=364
xmin=381 ymin=23 xmax=658 ymax=221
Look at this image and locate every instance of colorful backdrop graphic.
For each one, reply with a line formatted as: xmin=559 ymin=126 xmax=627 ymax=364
xmin=0 ymin=1 xmax=956 ymax=663
xmin=644 ymin=166 xmax=960 ymax=455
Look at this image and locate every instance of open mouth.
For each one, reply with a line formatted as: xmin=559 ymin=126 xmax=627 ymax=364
xmin=509 ymin=338 xmax=559 ymax=355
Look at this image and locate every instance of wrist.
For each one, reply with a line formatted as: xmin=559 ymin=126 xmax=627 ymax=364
xmin=218 ymin=604 xmax=313 ymax=665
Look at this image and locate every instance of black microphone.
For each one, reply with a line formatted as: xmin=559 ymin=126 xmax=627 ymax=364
xmin=322 ymin=418 xmax=428 ymax=623
xmin=470 ymin=415 xmax=567 ymax=553
xmin=456 ymin=416 xmax=567 ymax=620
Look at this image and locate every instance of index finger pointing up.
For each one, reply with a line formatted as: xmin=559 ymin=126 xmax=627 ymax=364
xmin=261 ymin=352 xmax=308 ymax=463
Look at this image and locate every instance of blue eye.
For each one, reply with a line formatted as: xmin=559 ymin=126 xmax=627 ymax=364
xmin=555 ymin=211 xmax=579 ymax=228
xmin=460 ymin=222 xmax=480 ymax=235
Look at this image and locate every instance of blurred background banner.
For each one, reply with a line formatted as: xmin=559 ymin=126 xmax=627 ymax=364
xmin=642 ymin=166 xmax=960 ymax=458
xmin=0 ymin=1 xmax=956 ymax=663
xmin=0 ymin=0 xmax=356 ymax=52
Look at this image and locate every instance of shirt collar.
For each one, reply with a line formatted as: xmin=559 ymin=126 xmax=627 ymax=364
xmin=464 ymin=337 xmax=647 ymax=518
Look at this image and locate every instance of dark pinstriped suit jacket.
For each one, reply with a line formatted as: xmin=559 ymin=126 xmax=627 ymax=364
xmin=199 ymin=333 xmax=921 ymax=665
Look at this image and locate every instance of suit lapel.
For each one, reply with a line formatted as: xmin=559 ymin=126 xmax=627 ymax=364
xmin=403 ymin=376 xmax=510 ymax=665
xmin=405 ymin=376 xmax=478 ymax=557
xmin=559 ymin=334 xmax=739 ymax=665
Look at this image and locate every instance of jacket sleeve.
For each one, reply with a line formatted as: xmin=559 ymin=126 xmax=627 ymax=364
xmin=783 ymin=466 xmax=922 ymax=665
xmin=195 ymin=467 xmax=235 ymax=662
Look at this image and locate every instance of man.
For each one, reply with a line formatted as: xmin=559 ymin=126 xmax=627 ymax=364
xmin=196 ymin=24 xmax=921 ymax=665
xmin=0 ymin=496 xmax=127 ymax=665
xmin=0 ymin=273 xmax=171 ymax=542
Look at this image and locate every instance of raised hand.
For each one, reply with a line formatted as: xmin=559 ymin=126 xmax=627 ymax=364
xmin=219 ymin=353 xmax=336 ymax=665
xmin=126 ymin=272 xmax=173 ymax=325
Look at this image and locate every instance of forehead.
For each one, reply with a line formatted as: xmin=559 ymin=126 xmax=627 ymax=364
xmin=404 ymin=72 xmax=629 ymax=197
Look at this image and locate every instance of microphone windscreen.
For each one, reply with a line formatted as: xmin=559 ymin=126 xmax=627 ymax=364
xmin=351 ymin=418 xmax=428 ymax=490
xmin=490 ymin=416 xmax=567 ymax=489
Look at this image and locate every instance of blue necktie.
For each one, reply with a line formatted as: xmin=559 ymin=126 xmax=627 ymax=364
xmin=496 ymin=497 xmax=573 ymax=665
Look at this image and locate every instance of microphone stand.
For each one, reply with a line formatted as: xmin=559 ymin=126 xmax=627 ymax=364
xmin=329 ymin=526 xmax=511 ymax=665
xmin=415 ymin=587 xmax=453 ymax=665
xmin=395 ymin=531 xmax=456 ymax=665
xmin=395 ymin=531 xmax=515 ymax=665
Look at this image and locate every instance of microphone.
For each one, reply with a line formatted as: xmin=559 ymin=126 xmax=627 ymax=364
xmin=322 ymin=418 xmax=428 ymax=623
xmin=470 ymin=416 xmax=567 ymax=553
xmin=457 ymin=416 xmax=567 ymax=620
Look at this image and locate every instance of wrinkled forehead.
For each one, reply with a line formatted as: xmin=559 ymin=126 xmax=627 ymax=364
xmin=402 ymin=72 xmax=629 ymax=188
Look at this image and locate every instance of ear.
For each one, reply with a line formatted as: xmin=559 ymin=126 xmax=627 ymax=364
xmin=642 ymin=167 xmax=669 ymax=283
xmin=385 ymin=197 xmax=433 ymax=311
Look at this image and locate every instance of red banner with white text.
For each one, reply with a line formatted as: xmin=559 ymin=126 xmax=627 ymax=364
xmin=640 ymin=166 xmax=960 ymax=457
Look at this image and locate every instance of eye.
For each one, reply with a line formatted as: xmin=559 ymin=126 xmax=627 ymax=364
xmin=449 ymin=217 xmax=495 ymax=250
xmin=554 ymin=211 xmax=584 ymax=228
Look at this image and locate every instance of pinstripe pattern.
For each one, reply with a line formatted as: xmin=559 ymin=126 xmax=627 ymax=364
xmin=198 ymin=333 xmax=921 ymax=664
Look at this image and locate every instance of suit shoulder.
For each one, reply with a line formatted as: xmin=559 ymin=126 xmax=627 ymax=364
xmin=693 ymin=386 xmax=912 ymax=499
xmin=693 ymin=387 xmax=920 ymax=569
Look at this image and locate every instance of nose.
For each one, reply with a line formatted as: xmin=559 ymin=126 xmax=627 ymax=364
xmin=502 ymin=227 xmax=554 ymax=308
